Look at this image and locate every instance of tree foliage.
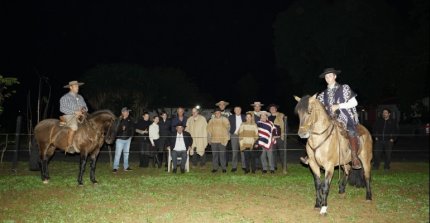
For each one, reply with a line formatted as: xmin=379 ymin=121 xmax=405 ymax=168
xmin=273 ymin=0 xmax=429 ymax=108
xmin=80 ymin=64 xmax=202 ymax=115
xmin=0 ymin=75 xmax=20 ymax=115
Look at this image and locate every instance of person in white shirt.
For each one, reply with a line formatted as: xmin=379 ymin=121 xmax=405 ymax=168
xmin=228 ymin=106 xmax=246 ymax=172
xmin=167 ymin=123 xmax=193 ymax=173
xmin=149 ymin=115 xmax=161 ymax=167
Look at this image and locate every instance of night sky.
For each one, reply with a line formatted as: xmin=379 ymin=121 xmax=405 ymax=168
xmin=0 ymin=1 xmax=428 ymax=131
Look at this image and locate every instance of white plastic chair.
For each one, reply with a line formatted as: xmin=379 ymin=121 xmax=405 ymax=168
xmin=167 ymin=147 xmax=190 ymax=173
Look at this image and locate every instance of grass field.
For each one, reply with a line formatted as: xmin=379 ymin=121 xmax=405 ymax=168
xmin=0 ymin=161 xmax=428 ymax=223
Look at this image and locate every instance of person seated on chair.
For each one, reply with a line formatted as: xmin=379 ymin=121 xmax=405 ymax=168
xmin=59 ymin=80 xmax=88 ymax=153
xmin=167 ymin=122 xmax=193 ymax=173
xmin=300 ymin=68 xmax=362 ymax=169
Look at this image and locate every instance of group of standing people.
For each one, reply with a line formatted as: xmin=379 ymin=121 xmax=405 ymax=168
xmin=59 ymin=67 xmax=399 ymax=175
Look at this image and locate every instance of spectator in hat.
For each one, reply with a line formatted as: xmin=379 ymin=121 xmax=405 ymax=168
xmin=112 ymin=107 xmax=134 ymax=173
xmin=211 ymin=100 xmax=232 ymax=119
xmin=59 ymin=80 xmax=88 ymax=153
xmin=207 ymin=108 xmax=231 ymax=173
xmin=267 ymin=104 xmax=287 ymax=171
xmin=248 ymin=101 xmax=264 ymax=122
xmin=256 ymin=111 xmax=277 ymax=174
xmin=168 ymin=122 xmax=193 ymax=173
xmin=185 ymin=107 xmax=208 ymax=168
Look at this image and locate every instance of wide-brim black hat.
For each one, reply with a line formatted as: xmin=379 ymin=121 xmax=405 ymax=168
xmin=319 ymin=68 xmax=341 ymax=78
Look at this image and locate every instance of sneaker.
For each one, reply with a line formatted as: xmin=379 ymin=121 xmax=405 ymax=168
xmin=211 ymin=169 xmax=218 ymax=173
xmin=125 ymin=167 xmax=133 ymax=171
xmin=173 ymin=168 xmax=177 ymax=174
xmin=231 ymin=168 xmax=237 ymax=173
xmin=262 ymin=170 xmax=267 ymax=174
xmin=270 ymin=170 xmax=275 ymax=174
xmin=222 ymin=169 xmax=227 ymax=173
xmin=112 ymin=169 xmax=118 ymax=173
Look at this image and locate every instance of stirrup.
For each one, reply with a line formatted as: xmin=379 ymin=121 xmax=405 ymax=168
xmin=300 ymin=156 xmax=309 ymax=165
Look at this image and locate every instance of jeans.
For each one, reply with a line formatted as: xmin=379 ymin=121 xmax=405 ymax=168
xmin=260 ymin=147 xmax=274 ymax=171
xmin=113 ymin=138 xmax=131 ymax=170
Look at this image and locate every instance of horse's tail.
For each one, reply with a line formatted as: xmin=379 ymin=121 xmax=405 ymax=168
xmin=348 ymin=168 xmax=366 ymax=188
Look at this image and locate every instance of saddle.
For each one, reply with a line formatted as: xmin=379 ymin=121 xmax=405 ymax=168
xmin=334 ymin=121 xmax=366 ymax=139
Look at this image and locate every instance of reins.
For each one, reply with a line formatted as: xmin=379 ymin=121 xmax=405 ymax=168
xmin=307 ymin=122 xmax=335 ymax=151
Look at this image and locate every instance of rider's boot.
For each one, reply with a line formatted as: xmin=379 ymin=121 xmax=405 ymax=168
xmin=66 ymin=130 xmax=77 ymax=153
xmin=349 ymin=136 xmax=362 ymax=169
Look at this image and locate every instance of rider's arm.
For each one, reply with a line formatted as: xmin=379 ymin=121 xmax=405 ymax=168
xmin=338 ymin=97 xmax=358 ymax=109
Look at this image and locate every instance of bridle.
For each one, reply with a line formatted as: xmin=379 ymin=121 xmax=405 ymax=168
xmin=302 ymin=103 xmax=335 ymax=151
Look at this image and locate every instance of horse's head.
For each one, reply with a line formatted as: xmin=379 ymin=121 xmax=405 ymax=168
xmin=294 ymin=94 xmax=326 ymax=138
xmin=88 ymin=110 xmax=117 ymax=145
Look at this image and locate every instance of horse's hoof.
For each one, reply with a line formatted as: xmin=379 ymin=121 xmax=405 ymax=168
xmin=42 ymin=179 xmax=49 ymax=184
xmin=319 ymin=206 xmax=328 ymax=215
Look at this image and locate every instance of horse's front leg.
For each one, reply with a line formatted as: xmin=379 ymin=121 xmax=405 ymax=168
xmin=78 ymin=154 xmax=88 ymax=186
xmin=309 ymin=161 xmax=322 ymax=209
xmin=339 ymin=165 xmax=350 ymax=195
xmin=40 ymin=159 xmax=49 ymax=183
xmin=89 ymin=152 xmax=99 ymax=184
xmin=320 ymin=167 xmax=334 ymax=215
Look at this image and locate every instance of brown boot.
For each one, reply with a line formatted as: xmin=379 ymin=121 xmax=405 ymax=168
xmin=349 ymin=136 xmax=362 ymax=169
xmin=67 ymin=130 xmax=76 ymax=153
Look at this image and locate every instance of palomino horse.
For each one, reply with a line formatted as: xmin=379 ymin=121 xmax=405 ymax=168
xmin=294 ymin=95 xmax=372 ymax=215
xmin=34 ymin=110 xmax=116 ymax=185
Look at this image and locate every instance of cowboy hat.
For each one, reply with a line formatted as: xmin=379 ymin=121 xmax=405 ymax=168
xmin=215 ymin=100 xmax=229 ymax=106
xmin=250 ymin=101 xmax=264 ymax=107
xmin=259 ymin=111 xmax=271 ymax=116
xmin=319 ymin=68 xmax=341 ymax=78
xmin=63 ymin=80 xmax=84 ymax=88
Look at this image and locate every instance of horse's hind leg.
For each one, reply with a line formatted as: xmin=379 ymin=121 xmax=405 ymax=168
xmin=78 ymin=154 xmax=88 ymax=186
xmin=363 ymin=162 xmax=372 ymax=200
xmin=40 ymin=144 xmax=55 ymax=183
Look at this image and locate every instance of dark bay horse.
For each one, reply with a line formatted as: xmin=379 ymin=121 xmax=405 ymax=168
xmin=34 ymin=110 xmax=116 ymax=185
xmin=294 ymin=95 xmax=372 ymax=215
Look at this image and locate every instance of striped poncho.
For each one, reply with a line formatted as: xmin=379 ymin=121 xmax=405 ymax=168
xmin=257 ymin=120 xmax=277 ymax=150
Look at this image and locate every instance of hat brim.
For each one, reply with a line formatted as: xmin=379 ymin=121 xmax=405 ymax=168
xmin=215 ymin=102 xmax=229 ymax=106
xmin=63 ymin=82 xmax=84 ymax=88
xmin=251 ymin=103 xmax=264 ymax=107
xmin=319 ymin=70 xmax=341 ymax=78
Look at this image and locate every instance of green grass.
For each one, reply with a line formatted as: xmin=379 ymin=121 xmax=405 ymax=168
xmin=0 ymin=161 xmax=428 ymax=223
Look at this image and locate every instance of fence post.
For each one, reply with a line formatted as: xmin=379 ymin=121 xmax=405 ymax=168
xmin=283 ymin=116 xmax=288 ymax=174
xmin=12 ymin=115 xmax=22 ymax=172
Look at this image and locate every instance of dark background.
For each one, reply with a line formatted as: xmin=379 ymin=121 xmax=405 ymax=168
xmin=0 ymin=0 xmax=428 ymax=132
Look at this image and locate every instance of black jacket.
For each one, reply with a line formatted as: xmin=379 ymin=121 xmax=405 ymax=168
xmin=228 ymin=114 xmax=246 ymax=135
xmin=168 ymin=131 xmax=193 ymax=150
xmin=114 ymin=116 xmax=134 ymax=140
xmin=373 ymin=118 xmax=399 ymax=141
xmin=159 ymin=118 xmax=172 ymax=137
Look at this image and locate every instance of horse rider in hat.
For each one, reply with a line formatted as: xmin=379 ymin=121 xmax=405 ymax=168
xmin=59 ymin=80 xmax=88 ymax=153
xmin=300 ymin=68 xmax=362 ymax=169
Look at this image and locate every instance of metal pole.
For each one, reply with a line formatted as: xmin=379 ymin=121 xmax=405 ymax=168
xmin=283 ymin=116 xmax=288 ymax=174
xmin=12 ymin=115 xmax=22 ymax=172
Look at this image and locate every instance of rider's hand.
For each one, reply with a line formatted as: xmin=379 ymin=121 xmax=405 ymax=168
xmin=75 ymin=111 xmax=83 ymax=116
xmin=330 ymin=104 xmax=340 ymax=113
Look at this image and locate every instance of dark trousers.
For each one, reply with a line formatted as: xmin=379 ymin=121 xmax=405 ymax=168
xmin=139 ymin=141 xmax=152 ymax=167
xmin=373 ymin=140 xmax=393 ymax=169
xmin=272 ymin=139 xmax=287 ymax=170
xmin=244 ymin=149 xmax=261 ymax=172
xmin=191 ymin=148 xmax=206 ymax=166
xmin=158 ymin=137 xmax=169 ymax=168
xmin=171 ymin=150 xmax=187 ymax=171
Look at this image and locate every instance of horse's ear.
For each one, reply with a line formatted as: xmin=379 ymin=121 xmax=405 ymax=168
xmin=294 ymin=95 xmax=301 ymax=102
xmin=311 ymin=94 xmax=318 ymax=100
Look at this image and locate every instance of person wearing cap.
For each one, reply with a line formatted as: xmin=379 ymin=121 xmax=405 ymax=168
xmin=256 ymin=111 xmax=278 ymax=174
xmin=207 ymin=108 xmax=231 ymax=173
xmin=267 ymin=104 xmax=287 ymax=171
xmin=228 ymin=106 xmax=246 ymax=172
xmin=112 ymin=107 xmax=134 ymax=173
xmin=167 ymin=122 xmax=193 ymax=173
xmin=248 ymin=102 xmax=264 ymax=122
xmin=59 ymin=80 xmax=88 ymax=153
xmin=211 ymin=100 xmax=232 ymax=119
xmin=185 ymin=107 xmax=208 ymax=168
xmin=300 ymin=68 xmax=362 ymax=169
xmin=135 ymin=112 xmax=152 ymax=167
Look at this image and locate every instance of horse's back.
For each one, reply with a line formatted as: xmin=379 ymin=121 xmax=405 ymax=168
xmin=34 ymin=119 xmax=67 ymax=144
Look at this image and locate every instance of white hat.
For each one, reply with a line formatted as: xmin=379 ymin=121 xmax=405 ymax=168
xmin=250 ymin=101 xmax=264 ymax=107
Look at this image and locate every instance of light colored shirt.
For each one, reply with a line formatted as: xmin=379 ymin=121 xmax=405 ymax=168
xmin=149 ymin=123 xmax=160 ymax=146
xmin=234 ymin=115 xmax=242 ymax=134
xmin=173 ymin=133 xmax=186 ymax=151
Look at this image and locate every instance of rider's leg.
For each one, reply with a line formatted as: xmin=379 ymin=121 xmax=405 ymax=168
xmin=348 ymin=125 xmax=362 ymax=169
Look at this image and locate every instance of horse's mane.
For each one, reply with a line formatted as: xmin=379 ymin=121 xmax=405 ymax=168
xmin=88 ymin=109 xmax=115 ymax=119
xmin=295 ymin=95 xmax=311 ymax=114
